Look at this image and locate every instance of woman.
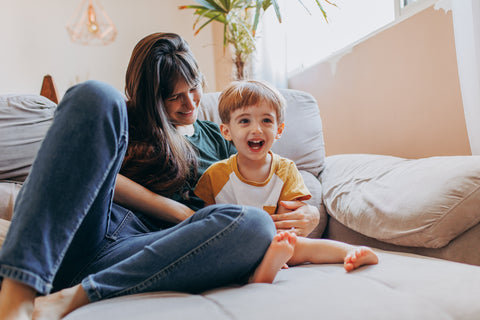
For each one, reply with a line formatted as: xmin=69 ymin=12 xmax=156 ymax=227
xmin=0 ymin=33 xmax=319 ymax=320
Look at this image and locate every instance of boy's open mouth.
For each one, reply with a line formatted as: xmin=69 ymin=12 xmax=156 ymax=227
xmin=248 ymin=140 xmax=265 ymax=149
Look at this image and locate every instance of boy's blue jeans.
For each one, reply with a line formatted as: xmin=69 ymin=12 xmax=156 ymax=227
xmin=0 ymin=81 xmax=275 ymax=302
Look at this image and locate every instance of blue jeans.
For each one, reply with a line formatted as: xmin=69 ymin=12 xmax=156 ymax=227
xmin=0 ymin=81 xmax=275 ymax=302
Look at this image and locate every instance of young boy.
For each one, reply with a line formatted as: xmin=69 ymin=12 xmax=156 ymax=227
xmin=194 ymin=80 xmax=378 ymax=283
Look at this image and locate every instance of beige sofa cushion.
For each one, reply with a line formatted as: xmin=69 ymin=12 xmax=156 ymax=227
xmin=321 ymin=154 xmax=480 ymax=248
xmin=0 ymin=181 xmax=21 ymax=220
xmin=0 ymin=218 xmax=10 ymax=249
xmin=0 ymin=181 xmax=19 ymax=249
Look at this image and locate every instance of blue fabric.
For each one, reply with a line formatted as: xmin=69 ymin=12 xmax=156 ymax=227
xmin=0 ymin=81 xmax=275 ymax=301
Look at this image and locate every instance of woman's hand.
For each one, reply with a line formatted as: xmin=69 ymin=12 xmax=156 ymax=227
xmin=272 ymin=201 xmax=320 ymax=237
xmin=114 ymin=174 xmax=195 ymax=224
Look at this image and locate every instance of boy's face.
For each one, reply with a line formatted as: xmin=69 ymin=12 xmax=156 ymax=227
xmin=220 ymin=102 xmax=284 ymax=162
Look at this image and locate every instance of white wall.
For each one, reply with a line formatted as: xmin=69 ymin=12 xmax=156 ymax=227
xmin=0 ymin=0 xmax=217 ymax=97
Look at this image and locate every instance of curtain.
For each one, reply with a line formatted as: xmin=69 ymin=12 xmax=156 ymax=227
xmin=451 ymin=0 xmax=480 ymax=155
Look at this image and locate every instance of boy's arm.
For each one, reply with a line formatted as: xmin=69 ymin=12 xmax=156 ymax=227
xmin=277 ymin=160 xmax=311 ymax=204
xmin=114 ymin=174 xmax=194 ymax=224
xmin=273 ymin=160 xmax=318 ymax=236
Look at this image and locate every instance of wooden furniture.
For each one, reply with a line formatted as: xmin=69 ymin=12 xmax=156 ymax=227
xmin=40 ymin=74 xmax=59 ymax=104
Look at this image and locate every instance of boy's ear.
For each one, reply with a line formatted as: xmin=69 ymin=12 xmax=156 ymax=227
xmin=220 ymin=123 xmax=232 ymax=141
xmin=276 ymin=123 xmax=285 ymax=139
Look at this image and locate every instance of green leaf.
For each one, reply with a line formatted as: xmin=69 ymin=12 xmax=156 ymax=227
xmin=223 ymin=23 xmax=228 ymax=47
xmin=194 ymin=13 xmax=225 ymax=35
xmin=218 ymin=0 xmax=231 ymax=10
xmin=194 ymin=0 xmax=226 ymax=12
xmin=270 ymin=0 xmax=282 ymax=23
xmin=314 ymin=0 xmax=328 ymax=21
xmin=297 ymin=0 xmax=312 ymax=15
xmin=262 ymin=0 xmax=272 ymax=11
xmin=252 ymin=1 xmax=262 ymax=35
xmin=192 ymin=9 xmax=225 ymax=29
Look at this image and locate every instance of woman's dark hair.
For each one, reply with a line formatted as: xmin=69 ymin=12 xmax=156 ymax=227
xmin=121 ymin=33 xmax=202 ymax=196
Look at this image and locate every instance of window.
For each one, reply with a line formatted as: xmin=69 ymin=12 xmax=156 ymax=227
xmin=277 ymin=0 xmax=436 ymax=74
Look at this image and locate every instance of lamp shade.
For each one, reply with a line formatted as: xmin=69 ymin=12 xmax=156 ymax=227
xmin=66 ymin=0 xmax=117 ymax=46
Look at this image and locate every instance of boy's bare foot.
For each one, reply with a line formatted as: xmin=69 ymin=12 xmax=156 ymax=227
xmin=0 ymin=278 xmax=36 ymax=320
xmin=33 ymin=284 xmax=89 ymax=320
xmin=250 ymin=231 xmax=297 ymax=283
xmin=344 ymin=247 xmax=379 ymax=272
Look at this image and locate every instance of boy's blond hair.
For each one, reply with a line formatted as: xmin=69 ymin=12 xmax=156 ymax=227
xmin=218 ymin=80 xmax=286 ymax=124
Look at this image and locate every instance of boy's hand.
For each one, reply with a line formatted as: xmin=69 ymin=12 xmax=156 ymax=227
xmin=272 ymin=201 xmax=320 ymax=237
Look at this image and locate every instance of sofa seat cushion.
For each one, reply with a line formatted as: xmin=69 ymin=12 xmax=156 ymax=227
xmin=321 ymin=154 xmax=480 ymax=248
xmin=63 ymin=250 xmax=480 ymax=320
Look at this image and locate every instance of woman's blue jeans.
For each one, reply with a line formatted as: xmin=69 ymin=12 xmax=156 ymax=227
xmin=0 ymin=81 xmax=276 ymax=302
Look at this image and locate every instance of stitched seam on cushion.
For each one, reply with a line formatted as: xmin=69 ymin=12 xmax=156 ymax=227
xmin=356 ymin=272 xmax=456 ymax=319
xmin=203 ymin=296 xmax=237 ymax=320
xmin=104 ymin=207 xmax=246 ymax=299
xmin=429 ymin=183 xmax=480 ymax=227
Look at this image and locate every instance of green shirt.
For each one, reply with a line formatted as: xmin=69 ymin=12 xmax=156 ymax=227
xmin=171 ymin=120 xmax=236 ymax=211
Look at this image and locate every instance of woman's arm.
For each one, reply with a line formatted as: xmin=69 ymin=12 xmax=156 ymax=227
xmin=114 ymin=174 xmax=195 ymax=224
xmin=272 ymin=201 xmax=320 ymax=237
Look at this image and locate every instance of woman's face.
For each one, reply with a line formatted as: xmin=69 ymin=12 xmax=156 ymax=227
xmin=164 ymin=79 xmax=203 ymax=128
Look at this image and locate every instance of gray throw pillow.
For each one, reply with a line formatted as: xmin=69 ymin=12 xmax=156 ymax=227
xmin=0 ymin=94 xmax=56 ymax=181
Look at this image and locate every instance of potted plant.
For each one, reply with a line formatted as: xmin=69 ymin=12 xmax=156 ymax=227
xmin=179 ymin=0 xmax=335 ymax=80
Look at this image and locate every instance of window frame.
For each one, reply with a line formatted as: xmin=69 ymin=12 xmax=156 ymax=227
xmin=395 ymin=0 xmax=440 ymax=21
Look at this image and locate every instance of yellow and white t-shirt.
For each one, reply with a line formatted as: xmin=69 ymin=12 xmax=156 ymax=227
xmin=194 ymin=152 xmax=311 ymax=214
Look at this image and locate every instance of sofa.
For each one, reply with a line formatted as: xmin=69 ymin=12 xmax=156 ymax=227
xmin=1 ymin=86 xmax=480 ymax=319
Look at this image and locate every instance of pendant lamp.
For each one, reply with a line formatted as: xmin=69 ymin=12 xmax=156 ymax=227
xmin=66 ymin=0 xmax=117 ymax=46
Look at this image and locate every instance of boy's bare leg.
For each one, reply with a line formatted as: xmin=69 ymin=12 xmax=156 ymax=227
xmin=250 ymin=231 xmax=297 ymax=284
xmin=33 ymin=284 xmax=89 ymax=320
xmin=343 ymin=247 xmax=379 ymax=272
xmin=0 ymin=278 xmax=37 ymax=320
xmin=287 ymin=238 xmax=378 ymax=271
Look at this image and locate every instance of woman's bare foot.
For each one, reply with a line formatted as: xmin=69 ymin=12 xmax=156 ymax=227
xmin=250 ymin=231 xmax=297 ymax=283
xmin=32 ymin=284 xmax=89 ymax=320
xmin=344 ymin=247 xmax=379 ymax=272
xmin=0 ymin=278 xmax=36 ymax=320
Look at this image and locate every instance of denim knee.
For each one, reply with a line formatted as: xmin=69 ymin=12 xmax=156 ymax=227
xmin=197 ymin=204 xmax=275 ymax=240
xmin=239 ymin=205 xmax=276 ymax=247
xmin=55 ymin=80 xmax=128 ymax=148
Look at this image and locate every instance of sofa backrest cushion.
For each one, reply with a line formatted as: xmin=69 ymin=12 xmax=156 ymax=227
xmin=198 ymin=89 xmax=326 ymax=177
xmin=0 ymin=94 xmax=56 ymax=181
